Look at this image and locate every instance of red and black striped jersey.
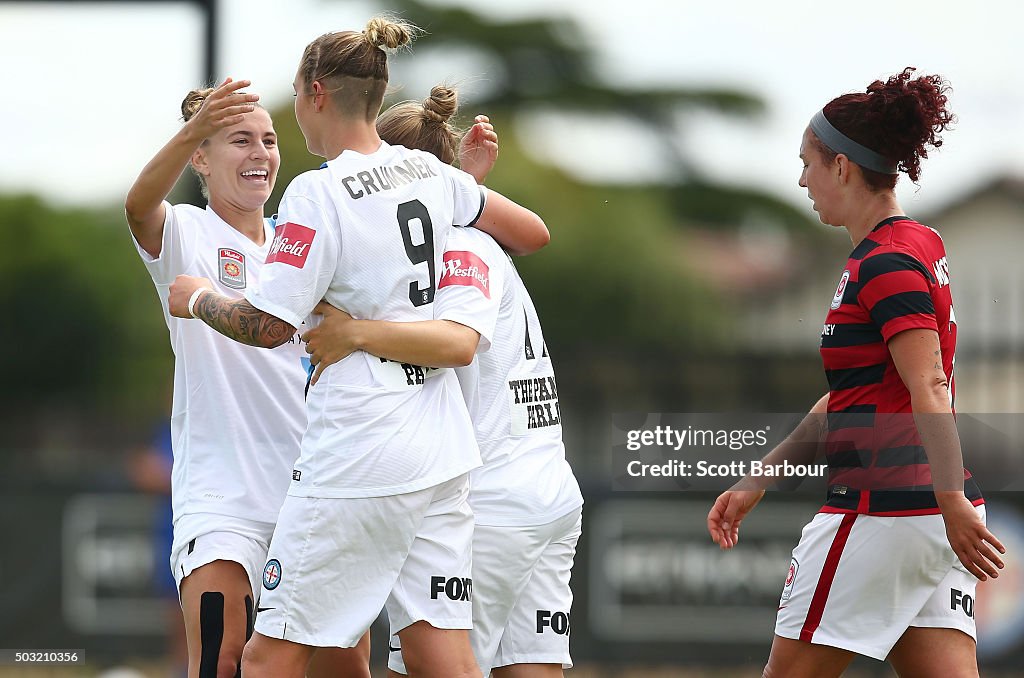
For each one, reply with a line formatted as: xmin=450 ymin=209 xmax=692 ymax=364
xmin=819 ymin=216 xmax=980 ymax=514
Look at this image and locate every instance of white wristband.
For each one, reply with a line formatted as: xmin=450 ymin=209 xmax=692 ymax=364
xmin=187 ymin=287 xmax=209 ymax=319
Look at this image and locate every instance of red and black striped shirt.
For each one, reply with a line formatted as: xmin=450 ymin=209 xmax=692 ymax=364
xmin=819 ymin=216 xmax=981 ymax=514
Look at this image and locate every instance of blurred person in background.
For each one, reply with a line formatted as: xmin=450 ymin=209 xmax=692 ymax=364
xmin=303 ymin=86 xmax=583 ymax=678
xmin=125 ymin=78 xmax=370 ymax=677
xmin=707 ymin=67 xmax=1005 ymax=678
xmin=165 ymin=17 xmax=549 ymax=678
xmin=126 ymin=420 xmax=187 ymax=678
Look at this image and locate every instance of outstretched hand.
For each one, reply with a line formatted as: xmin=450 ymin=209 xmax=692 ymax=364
xmin=707 ymin=489 xmax=766 ymax=549
xmin=185 ymin=77 xmax=260 ymax=140
xmin=302 ymin=302 xmax=357 ymax=386
xmin=459 ymin=115 xmax=498 ymax=184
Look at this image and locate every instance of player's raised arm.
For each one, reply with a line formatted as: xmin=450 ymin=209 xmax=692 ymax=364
xmin=474 ymin=189 xmax=549 ymax=256
xmin=457 ymin=113 xmax=548 ymax=254
xmin=125 ymin=78 xmax=259 ymax=257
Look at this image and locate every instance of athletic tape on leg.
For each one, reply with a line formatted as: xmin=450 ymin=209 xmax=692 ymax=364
xmin=199 ymin=591 xmax=225 ymax=678
xmin=244 ymin=594 xmax=254 ymax=640
xmin=235 ymin=595 xmax=253 ymax=677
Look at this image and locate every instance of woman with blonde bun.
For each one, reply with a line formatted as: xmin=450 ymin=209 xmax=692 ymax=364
xmin=126 ymin=80 xmax=370 ymax=677
xmin=305 ymin=84 xmax=582 ymax=678
xmin=166 ymin=17 xmax=549 ymax=678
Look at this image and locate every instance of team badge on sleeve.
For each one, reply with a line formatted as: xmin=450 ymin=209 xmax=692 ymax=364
xmin=263 ymin=559 xmax=282 ymax=590
xmin=266 ymin=223 xmax=316 ymax=268
xmin=781 ymin=557 xmax=799 ymax=602
xmin=218 ymin=248 xmax=246 ymax=289
xmin=439 ymin=250 xmax=490 ymax=298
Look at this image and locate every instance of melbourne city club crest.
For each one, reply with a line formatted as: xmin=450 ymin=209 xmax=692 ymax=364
xmin=263 ymin=559 xmax=282 ymax=590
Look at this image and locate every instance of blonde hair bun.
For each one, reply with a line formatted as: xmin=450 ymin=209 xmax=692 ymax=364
xmin=422 ymin=85 xmax=458 ymax=124
xmin=364 ymin=17 xmax=414 ymax=50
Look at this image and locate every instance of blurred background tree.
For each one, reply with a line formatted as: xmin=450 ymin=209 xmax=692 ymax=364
xmin=0 ymin=195 xmax=170 ymax=457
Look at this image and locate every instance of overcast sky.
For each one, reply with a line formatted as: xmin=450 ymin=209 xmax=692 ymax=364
xmin=2 ymin=0 xmax=1022 ymax=215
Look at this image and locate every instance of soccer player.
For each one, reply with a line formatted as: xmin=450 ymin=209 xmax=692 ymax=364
xmin=303 ymin=85 xmax=584 ymax=678
xmin=126 ymin=80 xmax=371 ymax=677
xmin=707 ymin=68 xmax=1006 ymax=677
xmin=166 ymin=18 xmax=549 ymax=678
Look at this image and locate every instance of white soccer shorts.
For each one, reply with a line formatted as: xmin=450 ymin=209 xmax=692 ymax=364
xmin=170 ymin=513 xmax=276 ymax=601
xmin=389 ymin=507 xmax=582 ymax=676
xmin=254 ymin=474 xmax=474 ymax=648
xmin=775 ymin=505 xmax=984 ymax=660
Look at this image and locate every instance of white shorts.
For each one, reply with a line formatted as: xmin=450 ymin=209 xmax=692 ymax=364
xmin=388 ymin=507 xmax=582 ymax=676
xmin=254 ymin=474 xmax=474 ymax=648
xmin=170 ymin=513 xmax=276 ymax=602
xmin=775 ymin=505 xmax=984 ymax=660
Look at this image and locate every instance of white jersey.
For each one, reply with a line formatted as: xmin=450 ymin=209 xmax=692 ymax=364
xmin=246 ymin=142 xmax=484 ymax=498
xmin=434 ymin=228 xmax=583 ymax=526
xmin=131 ymin=203 xmax=308 ymax=526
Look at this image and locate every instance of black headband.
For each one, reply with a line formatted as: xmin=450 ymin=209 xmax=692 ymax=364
xmin=809 ymin=110 xmax=899 ymax=175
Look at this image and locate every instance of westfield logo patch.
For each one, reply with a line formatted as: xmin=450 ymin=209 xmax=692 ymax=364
xmin=266 ymin=223 xmax=315 ymax=268
xmin=439 ymin=250 xmax=490 ymax=298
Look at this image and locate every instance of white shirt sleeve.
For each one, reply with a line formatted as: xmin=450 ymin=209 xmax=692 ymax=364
xmin=440 ymin=163 xmax=486 ymax=228
xmin=130 ymin=201 xmax=200 ymax=285
xmin=434 ymin=229 xmax=505 ymax=353
xmin=245 ymin=178 xmax=339 ymax=328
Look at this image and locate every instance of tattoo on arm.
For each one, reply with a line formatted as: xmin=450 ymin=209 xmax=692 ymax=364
xmin=194 ymin=293 xmax=295 ymax=348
